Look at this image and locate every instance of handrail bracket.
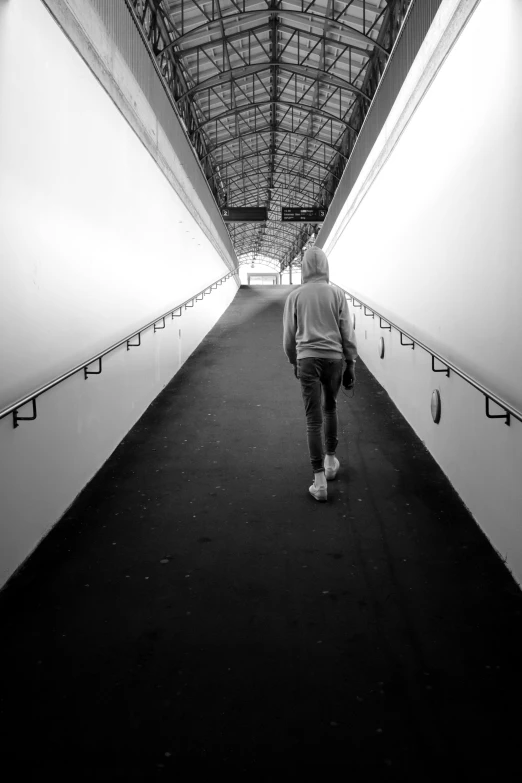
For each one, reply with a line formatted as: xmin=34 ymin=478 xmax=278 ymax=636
xmin=13 ymin=398 xmax=37 ymax=429
xmin=154 ymin=317 xmax=166 ymax=332
xmin=431 ymin=355 xmax=450 ymax=377
xmin=84 ymin=358 xmax=103 ymax=379
xmin=127 ymin=332 xmax=141 ymax=350
xmin=400 ymin=332 xmax=415 ymax=349
xmin=379 ymin=317 xmax=391 ymax=331
xmin=485 ymin=396 xmax=511 ymax=426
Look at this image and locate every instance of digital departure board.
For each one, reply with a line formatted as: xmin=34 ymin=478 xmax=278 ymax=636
xmin=281 ymin=207 xmax=327 ymax=222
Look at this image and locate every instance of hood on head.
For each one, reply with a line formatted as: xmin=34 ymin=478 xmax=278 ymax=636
xmin=302 ymin=246 xmax=329 ymax=283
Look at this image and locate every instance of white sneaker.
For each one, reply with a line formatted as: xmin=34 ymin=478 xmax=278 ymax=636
xmin=324 ymin=457 xmax=340 ymax=481
xmin=309 ymin=478 xmax=327 ymax=502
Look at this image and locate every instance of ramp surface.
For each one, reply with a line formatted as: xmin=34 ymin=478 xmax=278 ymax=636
xmin=1 ymin=285 xmax=521 ymax=780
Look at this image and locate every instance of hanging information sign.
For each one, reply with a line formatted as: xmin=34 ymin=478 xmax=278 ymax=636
xmin=221 ymin=207 xmax=268 ymax=222
xmin=281 ymin=207 xmax=327 ymax=222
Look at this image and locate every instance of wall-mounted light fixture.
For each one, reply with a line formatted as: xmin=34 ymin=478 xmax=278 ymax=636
xmin=379 ymin=337 xmax=385 ymax=359
xmin=431 ymin=390 xmax=442 ymax=423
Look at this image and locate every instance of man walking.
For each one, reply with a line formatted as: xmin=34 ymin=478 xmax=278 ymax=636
xmin=283 ymin=246 xmax=357 ymax=502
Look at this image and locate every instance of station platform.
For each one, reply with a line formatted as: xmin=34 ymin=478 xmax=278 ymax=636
xmin=1 ymin=285 xmax=521 ymax=780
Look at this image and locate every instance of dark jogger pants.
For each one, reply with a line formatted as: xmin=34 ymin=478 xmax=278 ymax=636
xmin=298 ymin=357 xmax=343 ymax=473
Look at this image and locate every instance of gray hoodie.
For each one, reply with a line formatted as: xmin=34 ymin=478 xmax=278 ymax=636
xmin=283 ymin=246 xmax=357 ymax=364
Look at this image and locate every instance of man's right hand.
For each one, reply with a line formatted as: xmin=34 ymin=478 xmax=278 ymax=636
xmin=343 ymin=363 xmax=356 ymax=390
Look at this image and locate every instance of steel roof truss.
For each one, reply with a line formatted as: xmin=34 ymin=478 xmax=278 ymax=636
xmin=294 ymin=32 xmax=324 ymax=69
xmin=274 ymin=168 xmax=333 ymax=197
xmin=230 ymin=180 xmax=322 ymax=204
xmin=167 ymin=7 xmax=388 ymax=56
xmin=232 ymin=223 xmax=302 ymax=239
xmin=178 ymin=63 xmax=370 ymax=102
xmin=365 ymin=2 xmax=388 ymax=37
xmin=213 ymin=150 xmax=340 ymax=182
xmin=215 ymin=134 xmax=271 ymax=167
xmin=224 ymin=36 xmax=252 ymax=68
xmin=177 ymin=23 xmax=271 ymax=59
xmin=226 ymin=157 xmax=333 ymax=198
xmin=197 ymin=100 xmax=354 ymax=135
xmin=189 ymin=0 xmax=213 ymax=26
xmin=278 ymin=173 xmax=332 ymax=198
xmin=275 ymin=129 xmax=332 ymax=163
xmin=277 ymin=24 xmax=371 ymax=61
xmin=278 ymin=70 xmax=315 ymax=105
xmin=278 ymin=27 xmax=298 ymax=60
xmin=232 ymin=166 xmax=268 ymax=196
xmin=236 ymin=241 xmax=295 ymax=256
xmin=222 ymin=150 xmax=271 ymax=174
xmin=234 ymin=235 xmax=297 ymax=251
xmin=249 ymin=26 xmax=273 ymax=60
xmin=202 ymin=126 xmax=346 ymax=162
xmin=129 ymin=1 xmax=396 ymax=260
xmin=252 ymin=70 xmax=272 ymax=101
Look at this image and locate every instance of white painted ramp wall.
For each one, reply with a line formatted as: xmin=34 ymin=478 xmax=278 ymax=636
xmin=0 ymin=0 xmax=238 ymax=587
xmin=322 ymin=0 xmax=522 ymax=583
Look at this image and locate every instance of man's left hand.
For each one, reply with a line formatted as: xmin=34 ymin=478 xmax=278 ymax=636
xmin=293 ymin=364 xmax=299 ymax=379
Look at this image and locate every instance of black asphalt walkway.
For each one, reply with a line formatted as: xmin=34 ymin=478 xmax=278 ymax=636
xmin=1 ymin=285 xmax=522 ymax=781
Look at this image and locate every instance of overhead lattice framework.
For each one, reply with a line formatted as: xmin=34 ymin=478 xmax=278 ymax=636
xmin=129 ymin=0 xmax=412 ymax=268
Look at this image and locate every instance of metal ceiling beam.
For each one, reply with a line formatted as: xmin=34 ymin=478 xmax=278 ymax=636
xmin=232 ymin=231 xmax=294 ymax=246
xmin=234 ymin=236 xmax=297 ymax=250
xmin=164 ymin=8 xmax=389 ymax=56
xmin=226 ymin=168 xmax=335 ymax=197
xmin=130 ymin=0 xmax=395 ymax=263
xmin=230 ymin=182 xmax=316 ymax=200
xmin=231 ymin=224 xmax=302 ymax=239
xmin=209 ymin=151 xmax=341 ymax=182
xmin=232 ymin=221 xmax=301 ymax=235
xmin=200 ymin=127 xmax=347 ymax=162
xmin=233 ymin=238 xmax=305 ymax=255
xmin=194 ymin=101 xmax=357 ymax=134
xmin=207 ymin=112 xmax=347 ymax=159
xmin=227 ymin=177 xmax=327 ymax=197
xmin=177 ymin=63 xmax=371 ymax=103
xmin=267 ymin=4 xmax=278 ymax=213
xmin=239 ymin=253 xmax=284 ymax=263
xmin=235 ymin=244 xmax=297 ymax=259
xmin=172 ymin=22 xmax=373 ymax=63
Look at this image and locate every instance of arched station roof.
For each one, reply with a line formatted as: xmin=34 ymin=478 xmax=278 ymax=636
xmin=130 ymin=0 xmax=412 ymax=267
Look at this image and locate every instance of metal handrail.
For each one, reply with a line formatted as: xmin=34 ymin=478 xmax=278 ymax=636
xmin=333 ymin=281 xmax=522 ymax=427
xmin=2 ymin=267 xmax=240 ymax=428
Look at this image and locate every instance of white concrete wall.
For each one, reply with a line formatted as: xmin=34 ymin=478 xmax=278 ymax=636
xmin=322 ymin=0 xmax=522 ymax=583
xmin=0 ymin=0 xmax=238 ymax=587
